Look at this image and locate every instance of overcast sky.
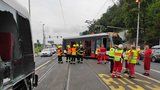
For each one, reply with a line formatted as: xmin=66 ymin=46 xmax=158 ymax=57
xmin=16 ymin=0 xmax=116 ymax=44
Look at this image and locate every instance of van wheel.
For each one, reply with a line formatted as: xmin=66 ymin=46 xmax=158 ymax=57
xmin=152 ymin=57 xmax=156 ymax=62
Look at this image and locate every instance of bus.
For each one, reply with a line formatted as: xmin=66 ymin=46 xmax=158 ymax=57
xmin=0 ymin=0 xmax=38 ymax=89
xmin=63 ymin=33 xmax=123 ymax=58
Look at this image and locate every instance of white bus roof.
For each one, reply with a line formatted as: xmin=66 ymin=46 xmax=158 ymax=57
xmin=2 ymin=0 xmax=30 ymax=18
xmin=64 ymin=33 xmax=109 ymax=40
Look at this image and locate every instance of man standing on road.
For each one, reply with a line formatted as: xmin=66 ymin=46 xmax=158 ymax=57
xmin=112 ymin=44 xmax=124 ymax=78
xmin=99 ymin=44 xmax=107 ymax=64
xmin=66 ymin=45 xmax=72 ymax=62
xmin=123 ymin=45 xmax=131 ymax=74
xmin=128 ymin=45 xmax=138 ymax=78
xmin=77 ymin=44 xmax=84 ymax=63
xmin=57 ymin=45 xmax=63 ymax=64
xmin=108 ymin=46 xmax=115 ymax=73
xmin=70 ymin=44 xmax=77 ymax=64
xmin=143 ymin=45 xmax=152 ymax=76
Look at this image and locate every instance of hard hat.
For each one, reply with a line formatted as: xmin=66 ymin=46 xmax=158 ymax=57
xmin=58 ymin=45 xmax=62 ymax=48
xmin=80 ymin=44 xmax=83 ymax=47
xmin=76 ymin=44 xmax=79 ymax=47
xmin=67 ymin=45 xmax=70 ymax=48
xmin=73 ymin=44 xmax=76 ymax=47
xmin=118 ymin=44 xmax=123 ymax=49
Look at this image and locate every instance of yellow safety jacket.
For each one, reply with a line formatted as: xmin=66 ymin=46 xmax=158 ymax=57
xmin=129 ymin=50 xmax=138 ymax=64
xmin=114 ymin=49 xmax=123 ymax=61
xmin=124 ymin=50 xmax=130 ymax=61
xmin=109 ymin=48 xmax=115 ymax=57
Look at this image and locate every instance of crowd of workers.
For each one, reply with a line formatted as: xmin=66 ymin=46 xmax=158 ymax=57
xmin=56 ymin=43 xmax=152 ymax=79
xmin=57 ymin=44 xmax=84 ymax=64
xmin=108 ymin=44 xmax=152 ymax=78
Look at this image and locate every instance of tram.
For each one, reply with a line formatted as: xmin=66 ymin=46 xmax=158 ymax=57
xmin=63 ymin=33 xmax=123 ymax=58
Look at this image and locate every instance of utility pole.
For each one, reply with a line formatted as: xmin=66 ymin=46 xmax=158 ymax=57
xmin=28 ymin=0 xmax=31 ymax=15
xmin=136 ymin=1 xmax=140 ymax=48
xmin=42 ymin=24 xmax=46 ymax=49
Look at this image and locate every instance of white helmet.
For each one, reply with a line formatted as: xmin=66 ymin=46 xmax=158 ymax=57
xmin=118 ymin=44 xmax=123 ymax=49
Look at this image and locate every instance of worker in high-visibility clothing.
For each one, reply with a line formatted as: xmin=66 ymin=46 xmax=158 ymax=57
xmin=96 ymin=46 xmax=101 ymax=64
xmin=77 ymin=44 xmax=84 ymax=63
xmin=143 ymin=45 xmax=152 ymax=76
xmin=123 ymin=45 xmax=131 ymax=74
xmin=70 ymin=44 xmax=77 ymax=64
xmin=99 ymin=44 xmax=107 ymax=64
xmin=57 ymin=45 xmax=63 ymax=64
xmin=66 ymin=45 xmax=72 ymax=62
xmin=108 ymin=47 xmax=115 ymax=73
xmin=112 ymin=44 xmax=124 ymax=78
xmin=128 ymin=45 xmax=138 ymax=78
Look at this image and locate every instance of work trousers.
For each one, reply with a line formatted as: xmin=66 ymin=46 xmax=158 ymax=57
xmin=58 ymin=56 xmax=62 ymax=62
xmin=109 ymin=56 xmax=114 ymax=73
xmin=71 ymin=55 xmax=76 ymax=62
xmin=77 ymin=55 xmax=83 ymax=62
xmin=128 ymin=63 xmax=135 ymax=76
xmin=66 ymin=54 xmax=71 ymax=61
xmin=112 ymin=61 xmax=122 ymax=76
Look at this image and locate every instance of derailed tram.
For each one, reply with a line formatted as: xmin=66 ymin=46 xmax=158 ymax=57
xmin=63 ymin=33 xmax=123 ymax=58
xmin=0 ymin=0 xmax=38 ymax=90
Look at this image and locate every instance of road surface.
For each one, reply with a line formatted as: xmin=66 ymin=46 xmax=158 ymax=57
xmin=34 ymin=56 xmax=160 ymax=90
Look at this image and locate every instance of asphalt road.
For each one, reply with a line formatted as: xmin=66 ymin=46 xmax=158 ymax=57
xmin=34 ymin=57 xmax=160 ymax=90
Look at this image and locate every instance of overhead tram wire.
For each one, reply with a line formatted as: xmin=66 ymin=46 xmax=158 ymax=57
xmin=93 ymin=0 xmax=116 ymax=20
xmin=58 ymin=0 xmax=66 ymax=28
xmin=93 ymin=0 xmax=108 ymax=19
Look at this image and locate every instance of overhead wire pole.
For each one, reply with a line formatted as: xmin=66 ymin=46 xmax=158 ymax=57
xmin=58 ymin=0 xmax=66 ymax=28
xmin=42 ymin=24 xmax=46 ymax=49
xmin=136 ymin=1 xmax=141 ymax=48
xmin=28 ymin=0 xmax=31 ymax=15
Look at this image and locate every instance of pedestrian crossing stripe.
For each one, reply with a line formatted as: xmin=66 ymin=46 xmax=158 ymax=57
xmin=98 ymin=74 xmax=160 ymax=90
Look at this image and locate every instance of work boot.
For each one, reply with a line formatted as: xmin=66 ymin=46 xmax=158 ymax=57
xmin=124 ymin=70 xmax=129 ymax=74
xmin=129 ymin=76 xmax=135 ymax=79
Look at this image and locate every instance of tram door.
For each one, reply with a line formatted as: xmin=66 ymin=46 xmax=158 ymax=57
xmin=103 ymin=38 xmax=107 ymax=48
xmin=84 ymin=40 xmax=91 ymax=56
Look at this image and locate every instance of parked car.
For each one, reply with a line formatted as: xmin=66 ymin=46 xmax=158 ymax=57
xmin=151 ymin=45 xmax=160 ymax=62
xmin=40 ymin=49 xmax=52 ymax=57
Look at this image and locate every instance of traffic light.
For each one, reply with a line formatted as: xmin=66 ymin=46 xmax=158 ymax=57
xmin=136 ymin=0 xmax=141 ymax=3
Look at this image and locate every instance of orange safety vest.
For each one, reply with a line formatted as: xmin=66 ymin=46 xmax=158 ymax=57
xmin=57 ymin=49 xmax=62 ymax=56
xmin=71 ymin=48 xmax=76 ymax=55
xmin=67 ymin=48 xmax=72 ymax=54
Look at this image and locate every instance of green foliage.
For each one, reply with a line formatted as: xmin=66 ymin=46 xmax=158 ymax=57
xmin=82 ymin=0 xmax=160 ymax=46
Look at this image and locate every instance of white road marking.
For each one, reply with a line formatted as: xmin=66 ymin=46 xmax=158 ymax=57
xmin=35 ymin=56 xmax=57 ymax=71
xmin=123 ymin=67 xmax=160 ymax=84
xmin=38 ymin=62 xmax=57 ymax=83
xmin=135 ymin=72 xmax=160 ymax=83
xmin=66 ymin=65 xmax=71 ymax=90
xmin=151 ymin=69 xmax=160 ymax=74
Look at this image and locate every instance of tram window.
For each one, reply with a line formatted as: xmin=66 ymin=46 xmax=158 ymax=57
xmin=17 ymin=14 xmax=33 ymax=55
xmin=0 ymin=11 xmax=22 ymax=60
